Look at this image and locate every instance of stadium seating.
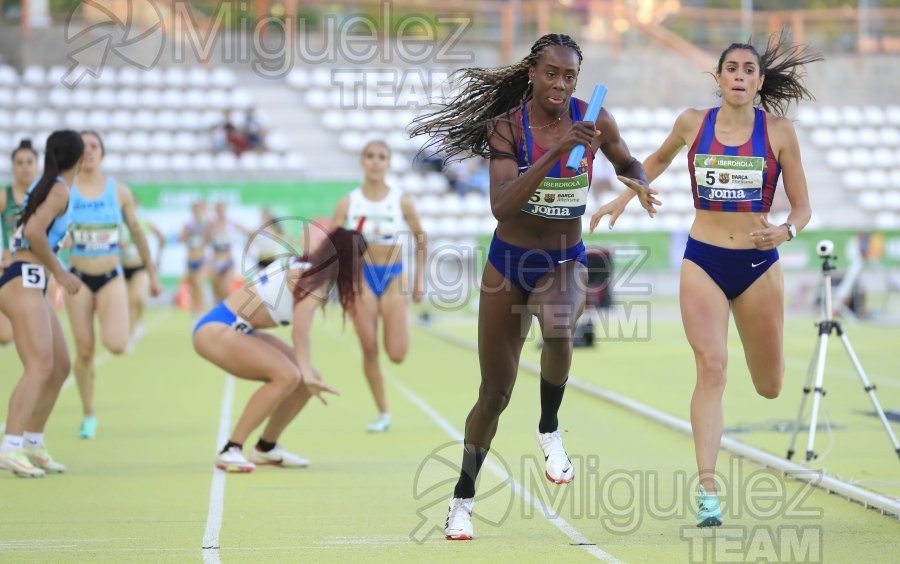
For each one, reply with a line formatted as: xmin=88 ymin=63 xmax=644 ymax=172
xmin=0 ymin=64 xmax=305 ymax=179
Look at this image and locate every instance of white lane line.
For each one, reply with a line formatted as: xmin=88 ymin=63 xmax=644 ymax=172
xmin=201 ymin=375 xmax=235 ymax=564
xmin=424 ymin=324 xmax=900 ymax=520
xmin=321 ymin=323 xmax=620 ymax=562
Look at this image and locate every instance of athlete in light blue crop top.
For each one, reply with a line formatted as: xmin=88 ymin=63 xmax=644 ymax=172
xmin=64 ymin=131 xmax=162 ymax=440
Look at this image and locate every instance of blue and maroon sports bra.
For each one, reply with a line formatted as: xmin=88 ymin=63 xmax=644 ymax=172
xmin=688 ymin=107 xmax=781 ymax=213
xmin=513 ymin=98 xmax=594 ymax=220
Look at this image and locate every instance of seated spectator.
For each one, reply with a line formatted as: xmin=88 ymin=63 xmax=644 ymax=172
xmin=242 ymin=107 xmax=269 ymax=151
xmin=225 ymin=124 xmax=251 ymax=157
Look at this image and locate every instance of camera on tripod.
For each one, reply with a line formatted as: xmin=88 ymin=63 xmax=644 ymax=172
xmin=816 ymin=239 xmax=834 ymax=258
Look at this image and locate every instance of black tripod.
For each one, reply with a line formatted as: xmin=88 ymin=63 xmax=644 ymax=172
xmin=787 ymin=241 xmax=900 ymax=462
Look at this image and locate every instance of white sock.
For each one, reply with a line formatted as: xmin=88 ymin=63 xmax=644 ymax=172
xmin=2 ymin=435 xmax=24 ymax=452
xmin=23 ymin=432 xmax=44 ymax=449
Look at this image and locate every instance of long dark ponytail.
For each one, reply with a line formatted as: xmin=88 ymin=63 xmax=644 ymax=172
xmin=717 ymin=29 xmax=823 ymax=117
xmin=16 ymin=130 xmax=84 ymax=229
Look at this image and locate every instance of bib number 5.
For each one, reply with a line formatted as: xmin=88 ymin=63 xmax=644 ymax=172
xmin=22 ymin=264 xmax=47 ymax=290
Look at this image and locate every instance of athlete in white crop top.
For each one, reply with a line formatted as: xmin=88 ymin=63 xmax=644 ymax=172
xmin=192 ymin=228 xmax=367 ymax=473
xmin=331 ymin=140 xmax=427 ymax=433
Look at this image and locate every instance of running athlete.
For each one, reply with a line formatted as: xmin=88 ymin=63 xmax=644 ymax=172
xmin=591 ymin=33 xmax=819 ymax=527
xmin=0 ymin=140 xmax=39 ymax=344
xmin=179 ymin=200 xmax=210 ymax=320
xmin=0 ymin=130 xmax=84 ymax=477
xmin=120 ymin=196 xmax=166 ymax=350
xmin=207 ymin=200 xmax=250 ymax=303
xmin=410 ymin=33 xmax=650 ymax=540
xmin=331 ymin=140 xmax=426 ymax=433
xmin=64 ymin=131 xmax=162 ymax=439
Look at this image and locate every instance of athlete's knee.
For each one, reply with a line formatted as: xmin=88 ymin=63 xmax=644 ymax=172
xmin=52 ymin=354 xmax=72 ymax=382
xmin=271 ymin=365 xmax=302 ymax=391
xmin=694 ymin=350 xmax=728 ymax=388
xmin=385 ymin=343 xmax=407 ymax=364
xmin=535 ymin=307 xmax=579 ymax=340
xmin=755 ymin=381 xmax=782 ymax=399
xmin=74 ymin=340 xmax=95 ymax=364
xmin=478 ymin=387 xmax=513 ymax=417
xmin=753 ymin=369 xmax=784 ymax=399
xmin=104 ymin=337 xmax=129 ymax=355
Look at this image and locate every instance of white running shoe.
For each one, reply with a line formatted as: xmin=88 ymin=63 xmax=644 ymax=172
xmin=0 ymin=449 xmax=46 ymax=478
xmin=24 ymin=448 xmax=66 ymax=474
xmin=444 ymin=497 xmax=474 ymax=540
xmin=536 ymin=428 xmax=574 ymax=484
xmin=367 ymin=413 xmax=391 ymax=433
xmin=248 ymin=445 xmax=310 ymax=468
xmin=215 ymin=446 xmax=255 ymax=473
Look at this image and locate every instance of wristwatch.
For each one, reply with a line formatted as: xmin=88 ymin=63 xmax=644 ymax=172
xmin=782 ymin=223 xmax=797 ymax=241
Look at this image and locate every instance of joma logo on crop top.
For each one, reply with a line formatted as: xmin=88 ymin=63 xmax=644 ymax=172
xmin=529 ymin=205 xmax=571 ymax=217
xmin=708 ymin=189 xmax=746 ymax=199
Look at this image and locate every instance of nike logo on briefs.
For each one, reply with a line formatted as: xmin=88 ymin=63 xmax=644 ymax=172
xmin=751 ymin=260 xmax=767 ymax=268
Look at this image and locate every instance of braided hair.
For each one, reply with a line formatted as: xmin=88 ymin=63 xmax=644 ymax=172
xmin=717 ymin=29 xmax=823 ymax=117
xmin=410 ymin=33 xmax=583 ymax=161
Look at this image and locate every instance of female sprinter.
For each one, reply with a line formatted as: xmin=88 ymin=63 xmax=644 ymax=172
xmin=591 ymin=33 xmax=819 ymax=526
xmin=120 ymin=196 xmax=166 ymax=351
xmin=0 ymin=130 xmax=83 ymax=477
xmin=193 ymin=227 xmax=366 ymax=471
xmin=0 ymin=139 xmax=40 ymax=345
xmin=331 ymin=140 xmax=426 ymax=433
xmin=65 ymin=131 xmax=162 ymax=439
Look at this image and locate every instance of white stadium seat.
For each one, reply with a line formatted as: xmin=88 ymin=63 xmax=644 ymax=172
xmin=186 ymin=68 xmax=210 ymax=88
xmin=0 ymin=65 xmax=18 ymax=86
xmin=22 ymin=65 xmax=45 ymax=86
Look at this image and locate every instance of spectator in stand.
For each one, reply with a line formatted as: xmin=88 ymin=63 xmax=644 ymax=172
xmin=242 ymin=107 xmax=269 ymax=151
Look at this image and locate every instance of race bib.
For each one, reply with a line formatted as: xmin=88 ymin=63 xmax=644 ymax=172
xmin=21 ymin=263 xmax=47 ymax=290
xmin=231 ymin=316 xmax=253 ymax=334
xmin=71 ymin=224 xmax=120 ymax=251
xmin=522 ymin=172 xmax=589 ymax=219
xmin=694 ymin=154 xmax=764 ymax=202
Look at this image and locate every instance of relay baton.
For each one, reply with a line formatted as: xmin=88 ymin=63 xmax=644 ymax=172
xmin=565 ymin=84 xmax=608 ymax=171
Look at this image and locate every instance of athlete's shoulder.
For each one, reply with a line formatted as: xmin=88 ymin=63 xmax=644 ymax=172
xmin=763 ymin=111 xmax=796 ymax=132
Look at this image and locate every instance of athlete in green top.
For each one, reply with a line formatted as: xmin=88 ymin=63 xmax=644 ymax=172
xmin=0 ymin=140 xmax=39 ymax=345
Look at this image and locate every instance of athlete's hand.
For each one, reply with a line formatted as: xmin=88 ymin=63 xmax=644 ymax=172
xmin=749 ymin=215 xmax=787 ymax=250
xmin=556 ymin=121 xmax=600 ymax=155
xmin=412 ymin=283 xmax=424 ymax=304
xmin=303 ymin=368 xmax=340 ymax=406
xmin=56 ymin=270 xmax=82 ymax=295
xmin=590 ymin=195 xmax=628 ymax=232
xmin=149 ymin=273 xmax=163 ymax=298
xmin=618 ymin=176 xmax=660 ymax=217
